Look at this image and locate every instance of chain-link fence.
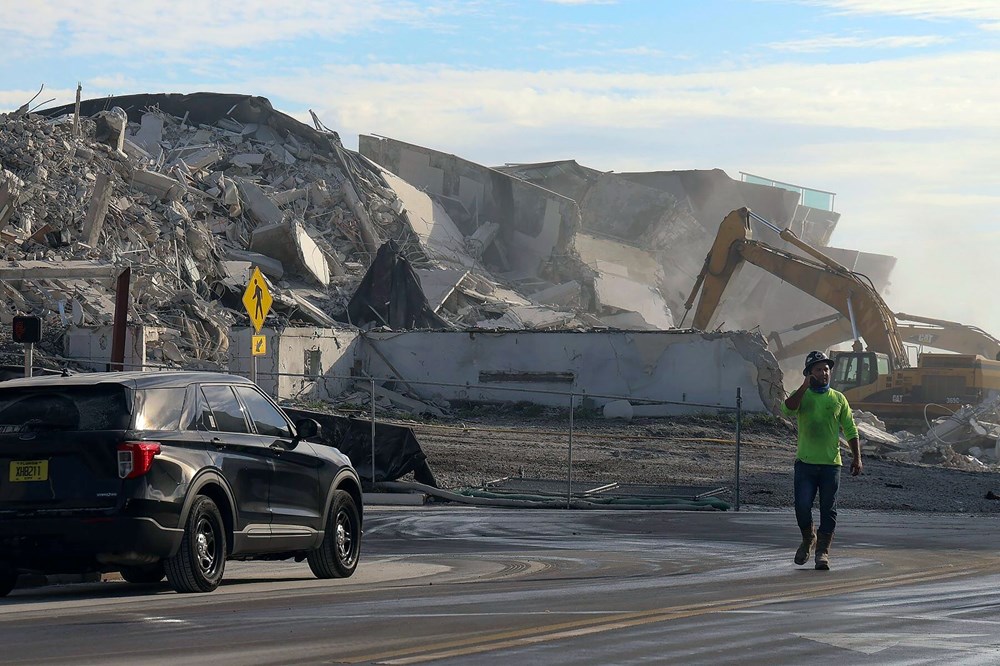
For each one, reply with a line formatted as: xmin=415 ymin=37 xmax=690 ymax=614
xmin=0 ymin=347 xmax=750 ymax=510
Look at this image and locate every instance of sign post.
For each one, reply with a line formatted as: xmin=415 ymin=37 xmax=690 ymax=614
xmin=13 ymin=315 xmax=42 ymax=378
xmin=241 ymin=267 xmax=272 ymax=385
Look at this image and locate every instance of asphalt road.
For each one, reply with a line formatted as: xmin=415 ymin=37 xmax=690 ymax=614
xmin=3 ymin=507 xmax=1000 ymax=665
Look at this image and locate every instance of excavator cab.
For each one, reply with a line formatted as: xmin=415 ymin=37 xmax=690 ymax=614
xmin=829 ymin=351 xmax=890 ymax=392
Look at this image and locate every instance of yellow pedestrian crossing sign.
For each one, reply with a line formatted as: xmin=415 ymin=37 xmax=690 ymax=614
xmin=251 ymin=335 xmax=267 ymax=356
xmin=242 ymin=266 xmax=272 ymax=333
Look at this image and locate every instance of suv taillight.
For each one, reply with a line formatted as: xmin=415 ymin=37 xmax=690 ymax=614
xmin=117 ymin=442 xmax=161 ymax=479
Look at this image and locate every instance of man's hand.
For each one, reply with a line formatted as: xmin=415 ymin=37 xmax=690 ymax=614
xmin=784 ymin=376 xmax=812 ymax=411
xmin=850 ymin=456 xmax=863 ymax=476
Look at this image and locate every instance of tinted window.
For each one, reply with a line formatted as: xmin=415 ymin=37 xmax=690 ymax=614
xmin=235 ymin=387 xmax=291 ymax=438
xmin=134 ymin=388 xmax=186 ymax=430
xmin=0 ymin=385 xmax=130 ymax=431
xmin=187 ymin=388 xmax=215 ymax=431
xmin=201 ymin=385 xmax=249 ymax=434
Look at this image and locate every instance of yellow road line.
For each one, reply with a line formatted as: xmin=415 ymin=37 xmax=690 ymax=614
xmin=345 ymin=560 xmax=993 ymax=664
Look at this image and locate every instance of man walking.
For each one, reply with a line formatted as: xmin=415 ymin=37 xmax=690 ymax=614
xmin=782 ymin=350 xmax=862 ymax=570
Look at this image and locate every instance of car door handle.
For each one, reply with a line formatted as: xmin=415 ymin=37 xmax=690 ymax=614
xmin=210 ymin=437 xmax=226 ymax=447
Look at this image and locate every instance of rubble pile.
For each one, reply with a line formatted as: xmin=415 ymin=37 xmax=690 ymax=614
xmin=854 ymin=397 xmax=1000 ymax=472
xmin=0 ymin=94 xmax=431 ymax=368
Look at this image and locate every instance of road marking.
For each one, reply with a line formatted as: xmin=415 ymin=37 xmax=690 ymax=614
xmin=140 ymin=616 xmax=188 ymax=625
xmin=795 ymin=632 xmax=995 ymax=655
xmin=344 ymin=561 xmax=995 ymax=664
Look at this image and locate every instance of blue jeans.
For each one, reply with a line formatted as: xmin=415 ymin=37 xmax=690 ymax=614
xmin=794 ymin=460 xmax=840 ymax=535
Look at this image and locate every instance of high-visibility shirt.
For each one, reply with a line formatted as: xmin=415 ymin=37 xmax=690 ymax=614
xmin=781 ymin=388 xmax=858 ymax=466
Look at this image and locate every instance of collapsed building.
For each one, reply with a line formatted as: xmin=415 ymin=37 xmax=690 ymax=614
xmin=1 ymin=90 xmax=905 ymax=416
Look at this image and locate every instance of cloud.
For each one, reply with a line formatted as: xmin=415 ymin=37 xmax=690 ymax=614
xmin=544 ymin=0 xmax=620 ymax=4
xmin=796 ymin=0 xmax=1000 ymax=24
xmin=767 ymin=34 xmax=952 ymax=52
xmin=0 ymin=0 xmax=443 ymax=57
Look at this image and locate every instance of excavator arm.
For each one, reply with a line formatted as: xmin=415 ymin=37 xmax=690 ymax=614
xmin=768 ymin=312 xmax=1000 ymax=362
xmin=683 ymin=207 xmax=909 ymax=369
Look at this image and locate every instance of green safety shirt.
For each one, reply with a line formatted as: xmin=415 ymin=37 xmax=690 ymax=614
xmin=781 ymin=388 xmax=859 ymax=466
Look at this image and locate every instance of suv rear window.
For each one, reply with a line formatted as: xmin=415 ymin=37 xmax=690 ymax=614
xmin=0 ymin=385 xmax=131 ymax=432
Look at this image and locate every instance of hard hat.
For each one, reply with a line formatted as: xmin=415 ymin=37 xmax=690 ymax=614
xmin=803 ymin=350 xmax=835 ymax=376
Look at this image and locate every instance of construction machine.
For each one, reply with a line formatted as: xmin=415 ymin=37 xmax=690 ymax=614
xmin=768 ymin=312 xmax=1000 ymax=363
xmin=682 ymin=207 xmax=1000 ymax=430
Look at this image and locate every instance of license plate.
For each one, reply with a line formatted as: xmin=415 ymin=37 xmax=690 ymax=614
xmin=10 ymin=460 xmax=48 ymax=482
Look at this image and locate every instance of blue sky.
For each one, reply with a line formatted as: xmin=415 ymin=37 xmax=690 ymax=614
xmin=2 ymin=0 xmax=999 ymax=334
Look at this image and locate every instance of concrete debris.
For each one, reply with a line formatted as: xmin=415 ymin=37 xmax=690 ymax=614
xmin=1 ymin=92 xmax=436 ymax=369
xmin=855 ymin=396 xmax=1000 ymax=472
xmin=250 ymin=220 xmax=330 ymax=287
xmin=2 ymin=91 xmax=858 ymax=405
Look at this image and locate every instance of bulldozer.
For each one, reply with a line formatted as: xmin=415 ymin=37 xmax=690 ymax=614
xmin=682 ymin=207 xmax=1000 ymax=430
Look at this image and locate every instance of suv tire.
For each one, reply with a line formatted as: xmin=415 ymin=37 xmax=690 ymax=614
xmin=120 ymin=563 xmax=166 ymax=584
xmin=164 ymin=496 xmax=227 ymax=593
xmin=307 ymin=490 xmax=360 ymax=579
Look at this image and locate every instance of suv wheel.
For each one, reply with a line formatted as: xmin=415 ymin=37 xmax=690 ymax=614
xmin=120 ymin=562 xmax=165 ymax=584
xmin=0 ymin=563 xmax=17 ymax=597
xmin=307 ymin=490 xmax=360 ymax=579
xmin=164 ymin=496 xmax=227 ymax=593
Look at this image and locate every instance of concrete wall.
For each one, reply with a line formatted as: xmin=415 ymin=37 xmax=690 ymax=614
xmin=359 ymin=135 xmax=580 ymax=279
xmin=229 ymin=326 xmax=359 ymax=399
xmin=64 ymin=325 xmax=148 ymax=371
xmin=359 ymin=329 xmax=781 ymax=414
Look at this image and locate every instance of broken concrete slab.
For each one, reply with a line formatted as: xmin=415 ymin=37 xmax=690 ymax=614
xmin=593 ymin=273 xmax=674 ymax=330
xmin=250 ymin=220 xmax=330 ymax=286
xmin=0 ymin=260 xmax=122 ymax=280
xmin=376 ymin=168 xmax=474 ymax=268
xmin=231 ymin=153 xmax=265 ymax=168
xmin=413 ymin=267 xmax=469 ymax=312
xmin=81 ymin=173 xmax=114 ymax=247
xmin=236 ymin=178 xmax=283 ymax=228
xmin=368 ymin=382 xmax=445 ymax=418
xmin=226 ymin=249 xmax=284 ymax=279
xmin=530 ymin=280 xmax=581 ymax=307
xmin=176 ymin=147 xmax=221 ymax=172
xmin=131 ymin=169 xmax=186 ymax=201
xmin=133 ymin=112 xmax=164 ymax=154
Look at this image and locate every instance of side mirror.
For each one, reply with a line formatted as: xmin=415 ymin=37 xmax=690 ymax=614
xmin=294 ymin=418 xmax=320 ymax=442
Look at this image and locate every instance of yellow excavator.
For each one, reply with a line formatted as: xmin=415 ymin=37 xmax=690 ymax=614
xmin=768 ymin=312 xmax=1000 ymax=364
xmin=682 ymin=207 xmax=1000 ymax=429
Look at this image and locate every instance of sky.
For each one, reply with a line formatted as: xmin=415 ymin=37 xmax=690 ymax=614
xmin=1 ymin=0 xmax=998 ymax=335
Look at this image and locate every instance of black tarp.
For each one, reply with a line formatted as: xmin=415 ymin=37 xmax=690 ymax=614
xmin=38 ymin=92 xmax=343 ymax=152
xmin=283 ymin=407 xmax=437 ymax=488
xmin=347 ymin=240 xmax=450 ymax=330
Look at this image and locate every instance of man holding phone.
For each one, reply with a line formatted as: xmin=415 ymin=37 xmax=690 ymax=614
xmin=782 ymin=350 xmax=862 ymax=570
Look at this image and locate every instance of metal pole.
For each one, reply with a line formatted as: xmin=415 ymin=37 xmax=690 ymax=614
xmin=250 ymin=353 xmax=257 ymax=385
xmin=24 ymin=343 xmax=33 ymax=378
xmin=110 ymin=268 xmax=130 ymax=371
xmin=567 ymin=392 xmax=574 ymax=509
xmin=735 ymin=387 xmax=742 ymax=512
xmin=370 ymin=377 xmax=377 ymax=488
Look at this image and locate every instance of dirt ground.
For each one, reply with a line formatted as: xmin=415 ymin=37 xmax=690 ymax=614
xmin=388 ymin=408 xmax=1000 ymax=514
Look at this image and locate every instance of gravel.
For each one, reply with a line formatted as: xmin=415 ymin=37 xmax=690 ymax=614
xmin=389 ymin=409 xmax=1000 ymax=513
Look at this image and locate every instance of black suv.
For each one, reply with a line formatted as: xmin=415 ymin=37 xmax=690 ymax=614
xmin=0 ymin=371 xmax=362 ymax=594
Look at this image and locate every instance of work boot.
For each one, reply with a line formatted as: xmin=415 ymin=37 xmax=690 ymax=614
xmin=815 ymin=532 xmax=834 ymax=570
xmin=794 ymin=526 xmax=816 ymax=565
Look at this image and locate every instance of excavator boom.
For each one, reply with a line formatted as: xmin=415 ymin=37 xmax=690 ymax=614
xmin=769 ymin=312 xmax=1000 ymax=362
xmin=684 ymin=208 xmax=909 ymax=369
